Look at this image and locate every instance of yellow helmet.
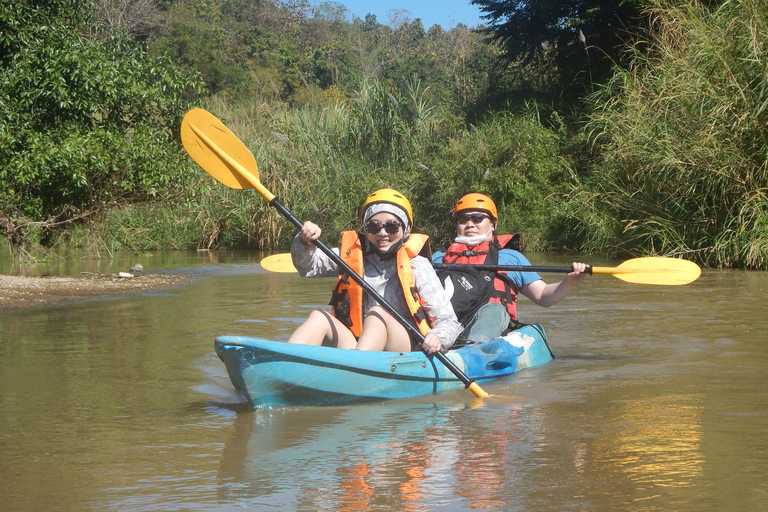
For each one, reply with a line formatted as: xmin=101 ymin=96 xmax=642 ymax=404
xmin=453 ymin=193 xmax=498 ymax=221
xmin=361 ymin=188 xmax=413 ymax=226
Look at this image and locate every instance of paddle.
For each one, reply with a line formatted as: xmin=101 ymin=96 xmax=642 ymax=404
xmin=260 ymin=253 xmax=299 ymax=273
xmin=261 ymin=253 xmax=701 ymax=286
xmin=436 ymin=257 xmax=700 ymax=285
xmin=180 ymin=108 xmax=490 ymax=399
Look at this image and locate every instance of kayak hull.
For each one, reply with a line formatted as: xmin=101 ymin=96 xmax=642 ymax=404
xmin=215 ymin=324 xmax=553 ymax=407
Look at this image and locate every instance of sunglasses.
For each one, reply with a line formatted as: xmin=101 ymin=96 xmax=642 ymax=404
xmin=456 ymin=213 xmax=489 ymax=224
xmin=364 ymin=220 xmax=402 ymax=235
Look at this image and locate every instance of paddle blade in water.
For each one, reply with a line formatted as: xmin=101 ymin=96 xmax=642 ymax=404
xmin=468 ymin=382 xmax=490 ymax=398
xmin=261 ymin=253 xmax=298 ymax=273
xmin=592 ymin=257 xmax=701 ymax=285
xmin=181 ymin=108 xmax=258 ymax=190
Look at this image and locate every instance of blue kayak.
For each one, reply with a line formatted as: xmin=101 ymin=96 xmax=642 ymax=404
xmin=215 ymin=323 xmax=553 ymax=407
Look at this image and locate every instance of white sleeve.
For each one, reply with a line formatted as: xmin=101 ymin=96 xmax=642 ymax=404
xmin=290 ymin=234 xmax=340 ymax=278
xmin=410 ymin=256 xmax=463 ymax=350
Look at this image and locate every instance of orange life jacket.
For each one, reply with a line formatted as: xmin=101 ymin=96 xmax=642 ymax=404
xmin=330 ymin=231 xmax=432 ymax=337
xmin=442 ymin=233 xmax=521 ymax=321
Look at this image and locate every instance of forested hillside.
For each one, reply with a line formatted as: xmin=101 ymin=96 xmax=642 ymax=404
xmin=2 ymin=0 xmax=766 ymax=268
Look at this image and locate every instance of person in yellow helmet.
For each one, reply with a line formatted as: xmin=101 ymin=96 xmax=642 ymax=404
xmin=433 ymin=193 xmax=588 ymax=344
xmin=288 ymin=189 xmax=461 ymax=353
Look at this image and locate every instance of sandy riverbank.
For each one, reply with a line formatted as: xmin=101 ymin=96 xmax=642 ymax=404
xmin=0 ymin=273 xmax=196 ymax=310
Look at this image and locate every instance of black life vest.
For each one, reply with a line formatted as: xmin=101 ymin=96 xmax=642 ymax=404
xmin=439 ymin=233 xmax=521 ymax=324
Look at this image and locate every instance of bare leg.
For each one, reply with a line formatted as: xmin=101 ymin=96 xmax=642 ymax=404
xmin=287 ymin=309 xmax=357 ymax=349
xmin=355 ymin=306 xmax=412 ymax=352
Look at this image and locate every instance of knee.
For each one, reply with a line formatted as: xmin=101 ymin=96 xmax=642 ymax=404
xmin=308 ymin=309 xmax=330 ymax=319
xmin=475 ymin=302 xmax=508 ymax=323
xmin=306 ymin=309 xmax=334 ymax=326
xmin=364 ymin=306 xmax=391 ymax=325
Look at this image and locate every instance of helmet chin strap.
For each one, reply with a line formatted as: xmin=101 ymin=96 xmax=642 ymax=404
xmin=365 ymin=238 xmax=403 ymax=260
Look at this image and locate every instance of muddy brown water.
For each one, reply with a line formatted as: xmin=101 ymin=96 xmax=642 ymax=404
xmin=0 ymin=250 xmax=766 ymax=511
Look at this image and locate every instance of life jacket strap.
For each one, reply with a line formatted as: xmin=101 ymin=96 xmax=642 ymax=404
xmin=410 ymin=286 xmax=428 ymax=326
xmin=330 ymin=273 xmax=353 ymax=329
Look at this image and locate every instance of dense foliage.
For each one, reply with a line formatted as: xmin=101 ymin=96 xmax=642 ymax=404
xmin=472 ymin=0 xmax=646 ymax=101
xmin=0 ymin=0 xmax=204 ymax=249
xmin=2 ymin=0 xmax=766 ymax=269
xmin=573 ymin=0 xmax=768 ymax=268
xmin=149 ymin=0 xmax=505 ymax=116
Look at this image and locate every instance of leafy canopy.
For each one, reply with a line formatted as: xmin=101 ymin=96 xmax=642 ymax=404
xmin=0 ymin=0 xmax=205 ymax=245
xmin=472 ymin=0 xmax=646 ymax=99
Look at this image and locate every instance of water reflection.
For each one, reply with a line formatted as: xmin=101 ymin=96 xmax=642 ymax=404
xmin=0 ymin=248 xmax=271 ymax=276
xmin=216 ymin=398 xmax=543 ymax=511
xmin=593 ymin=395 xmax=704 ymax=489
xmin=0 ymin=250 xmax=766 ymax=511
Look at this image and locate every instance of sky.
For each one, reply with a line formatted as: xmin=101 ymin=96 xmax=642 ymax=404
xmin=313 ymin=0 xmax=486 ymax=29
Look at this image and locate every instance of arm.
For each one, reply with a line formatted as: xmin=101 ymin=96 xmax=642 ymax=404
xmin=519 ymin=262 xmax=588 ymax=307
xmin=411 ymin=256 xmax=463 ymax=352
xmin=290 ymin=221 xmax=340 ymax=278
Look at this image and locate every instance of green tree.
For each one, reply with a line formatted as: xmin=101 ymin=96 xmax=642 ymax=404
xmin=472 ymin=0 xmax=646 ymax=100
xmin=574 ymin=0 xmax=768 ymax=268
xmin=0 ymin=0 xmax=204 ymax=249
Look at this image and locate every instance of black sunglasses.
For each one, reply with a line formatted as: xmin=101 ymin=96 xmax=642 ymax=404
xmin=364 ymin=220 xmax=402 ymax=235
xmin=456 ymin=213 xmax=489 ymax=224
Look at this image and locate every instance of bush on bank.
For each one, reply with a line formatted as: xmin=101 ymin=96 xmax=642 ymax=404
xmin=572 ymin=0 xmax=768 ymax=269
xmin=6 ymin=1 xmax=768 ymax=271
xmin=74 ymin=84 xmax=577 ymax=255
xmin=0 ymin=1 xmax=204 ymax=253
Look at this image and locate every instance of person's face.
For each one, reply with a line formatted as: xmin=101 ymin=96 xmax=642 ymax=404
xmin=364 ymin=212 xmax=404 ymax=252
xmin=455 ymin=211 xmax=494 ymax=237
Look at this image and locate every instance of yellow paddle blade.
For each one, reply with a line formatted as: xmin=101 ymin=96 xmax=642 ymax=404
xmin=592 ymin=257 xmax=701 ymax=285
xmin=181 ymin=108 xmax=275 ymax=202
xmin=260 ymin=253 xmax=297 ymax=273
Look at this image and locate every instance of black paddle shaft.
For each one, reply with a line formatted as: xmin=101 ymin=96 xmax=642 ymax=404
xmin=433 ymin=263 xmax=594 ymax=275
xmin=270 ymin=198 xmax=474 ymax=388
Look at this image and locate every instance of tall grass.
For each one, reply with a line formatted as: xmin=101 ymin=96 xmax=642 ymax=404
xmin=146 ymin=78 xmax=453 ymax=250
xmin=574 ymin=0 xmax=768 ymax=268
xmin=197 ymin=78 xmax=466 ymax=248
xmin=79 ymin=78 xmax=576 ymax=255
xmin=417 ymin=107 xmax=576 ymax=251
xmin=62 ymin=190 xmax=262 ymax=252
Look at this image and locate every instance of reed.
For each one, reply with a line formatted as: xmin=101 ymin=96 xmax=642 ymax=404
xmin=575 ymin=0 xmax=768 ymax=268
xmin=417 ymin=107 xmax=574 ymax=251
xmin=199 ymin=77 xmax=452 ymax=247
xmin=76 ymin=78 xmax=575 ymax=254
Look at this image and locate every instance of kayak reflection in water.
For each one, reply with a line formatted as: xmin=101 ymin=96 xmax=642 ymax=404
xmin=288 ymin=188 xmax=461 ymax=353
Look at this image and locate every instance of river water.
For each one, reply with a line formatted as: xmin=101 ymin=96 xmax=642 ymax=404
xmin=0 ymin=250 xmax=765 ymax=511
